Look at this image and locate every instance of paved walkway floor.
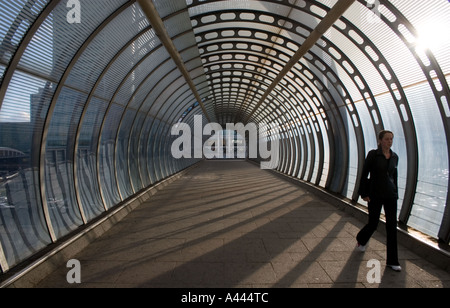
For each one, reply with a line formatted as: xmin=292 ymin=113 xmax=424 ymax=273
xmin=36 ymin=160 xmax=450 ymax=288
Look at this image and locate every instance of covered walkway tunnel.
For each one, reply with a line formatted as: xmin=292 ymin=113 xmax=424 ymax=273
xmin=0 ymin=0 xmax=450 ymax=287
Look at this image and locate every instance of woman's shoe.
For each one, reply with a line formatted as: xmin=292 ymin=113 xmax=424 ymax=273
xmin=387 ymin=264 xmax=402 ymax=272
xmin=356 ymin=242 xmax=367 ymax=252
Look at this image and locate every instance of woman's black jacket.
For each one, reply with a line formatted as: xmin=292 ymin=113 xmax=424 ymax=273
xmin=358 ymin=148 xmax=399 ymax=200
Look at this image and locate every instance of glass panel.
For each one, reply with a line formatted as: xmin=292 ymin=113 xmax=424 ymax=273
xmin=406 ymin=84 xmax=448 ymax=237
xmin=129 ymin=111 xmax=145 ymax=192
xmin=156 ymin=124 xmax=169 ymax=179
xmin=95 ymin=28 xmax=159 ymax=101
xmin=18 ymin=0 xmax=128 ymax=81
xmin=45 ymin=87 xmax=85 ymax=238
xmin=0 ymin=72 xmax=54 ymax=267
xmin=138 ymin=61 xmax=178 ymax=113
xmin=76 ymin=97 xmax=108 ymax=221
xmin=0 ymin=0 xmax=49 ymax=82
xmin=164 ymin=11 xmax=194 ymax=39
xmin=139 ymin=117 xmax=154 ymax=186
xmin=148 ymin=71 xmax=185 ymax=118
xmin=154 ymin=0 xmax=187 ymax=19
xmin=148 ymin=118 xmax=161 ymax=182
xmin=99 ymin=103 xmax=123 ymax=208
xmin=113 ymin=46 xmax=169 ymax=107
xmin=116 ymin=108 xmax=136 ymax=199
xmin=391 ymin=0 xmax=450 ymax=75
xmin=65 ymin=3 xmax=150 ymax=94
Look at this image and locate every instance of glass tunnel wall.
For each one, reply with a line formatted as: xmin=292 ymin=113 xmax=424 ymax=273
xmin=0 ymin=0 xmax=449 ymax=273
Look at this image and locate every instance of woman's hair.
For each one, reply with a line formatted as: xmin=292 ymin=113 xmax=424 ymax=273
xmin=378 ymin=130 xmax=394 ymax=140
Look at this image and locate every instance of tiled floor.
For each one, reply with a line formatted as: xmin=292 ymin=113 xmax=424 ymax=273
xmin=36 ymin=160 xmax=450 ymax=288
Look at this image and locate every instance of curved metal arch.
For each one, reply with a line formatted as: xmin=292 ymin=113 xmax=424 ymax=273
xmin=115 ymin=108 xmax=139 ymax=198
xmin=257 ymin=85 xmax=321 ymax=182
xmin=98 ymin=31 xmax=198 ymax=198
xmin=205 ymin=85 xmax=264 ymax=124
xmin=95 ymin=51 xmax=172 ymax=207
xmin=126 ymin=110 xmax=147 ymax=193
xmin=0 ymin=0 xmax=61 ymax=249
xmin=261 ymin=2 xmax=415 ymax=201
xmin=189 ymin=7 xmax=318 ymax=119
xmin=253 ymin=74 xmax=322 ymax=181
xmin=281 ymin=67 xmax=342 ymax=183
xmin=107 ymin=63 xmax=170 ymax=190
xmin=278 ymin=128 xmax=291 ymax=173
xmin=329 ymin=1 xmax=419 ymax=218
xmin=273 ymin=80 xmax=325 ymax=183
xmin=263 ymin=99 xmax=304 ymax=178
xmin=200 ymin=49 xmax=286 ymax=92
xmin=194 ymin=28 xmax=352 ymax=123
xmin=207 ymin=81 xmax=264 ymax=120
xmin=203 ymin=66 xmax=277 ymax=121
xmin=260 ymin=110 xmax=294 ymax=172
xmin=260 ymin=70 xmax=341 ymax=188
xmin=250 ymin=107 xmax=284 ymax=169
xmin=240 ymin=72 xmax=323 ymax=182
xmin=188 ymin=0 xmax=326 ymax=33
xmin=198 ymin=2 xmax=356 ymax=122
xmin=275 ymin=105 xmax=310 ymax=180
xmin=0 ymin=0 xmax=48 ymax=73
xmin=292 ymin=51 xmax=363 ymax=193
xmin=89 ymin=13 xmax=208 ymax=196
xmin=251 ymin=92 xmax=302 ymax=176
xmin=199 ymin=48 xmax=295 ymax=120
xmin=136 ymin=115 xmax=156 ymax=185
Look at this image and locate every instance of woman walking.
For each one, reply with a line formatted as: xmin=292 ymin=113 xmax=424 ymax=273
xmin=357 ymin=130 xmax=401 ymax=272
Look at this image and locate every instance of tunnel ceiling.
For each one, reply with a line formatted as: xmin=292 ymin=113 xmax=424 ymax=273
xmin=1 ymin=0 xmax=450 ymax=271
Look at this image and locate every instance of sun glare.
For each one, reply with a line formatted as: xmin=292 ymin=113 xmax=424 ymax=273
xmin=415 ymin=20 xmax=450 ymax=52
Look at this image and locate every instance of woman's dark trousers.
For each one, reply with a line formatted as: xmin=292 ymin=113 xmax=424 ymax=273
xmin=356 ymin=197 xmax=399 ymax=266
